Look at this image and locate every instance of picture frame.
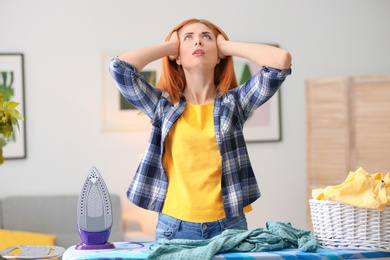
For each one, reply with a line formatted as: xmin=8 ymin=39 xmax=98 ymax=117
xmin=101 ymin=51 xmax=160 ymax=132
xmin=0 ymin=53 xmax=27 ymax=159
xmin=234 ymin=56 xmax=282 ymax=142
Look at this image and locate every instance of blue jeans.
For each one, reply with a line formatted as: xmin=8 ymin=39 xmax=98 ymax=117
xmin=155 ymin=213 xmax=248 ymax=240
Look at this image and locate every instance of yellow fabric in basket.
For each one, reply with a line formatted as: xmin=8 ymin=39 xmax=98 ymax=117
xmin=312 ymin=167 xmax=390 ymax=211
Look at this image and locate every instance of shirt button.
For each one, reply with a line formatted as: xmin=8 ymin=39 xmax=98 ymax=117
xmin=202 ymin=224 xmax=207 ymax=230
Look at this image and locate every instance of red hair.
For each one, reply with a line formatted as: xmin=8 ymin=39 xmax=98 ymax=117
xmin=156 ymin=18 xmax=238 ymax=103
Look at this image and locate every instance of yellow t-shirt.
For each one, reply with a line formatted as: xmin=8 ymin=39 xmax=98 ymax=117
xmin=162 ymin=102 xmax=252 ymax=222
xmin=162 ymin=102 xmax=226 ymax=222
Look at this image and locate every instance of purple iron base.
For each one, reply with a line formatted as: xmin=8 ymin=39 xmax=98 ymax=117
xmin=76 ymin=228 xmax=115 ymax=250
xmin=75 ymin=242 xmax=115 ymax=250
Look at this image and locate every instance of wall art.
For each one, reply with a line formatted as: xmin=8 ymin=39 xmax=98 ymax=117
xmin=0 ymin=53 xmax=27 ymax=159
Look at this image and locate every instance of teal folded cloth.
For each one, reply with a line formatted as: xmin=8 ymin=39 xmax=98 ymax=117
xmin=147 ymin=221 xmax=318 ymax=260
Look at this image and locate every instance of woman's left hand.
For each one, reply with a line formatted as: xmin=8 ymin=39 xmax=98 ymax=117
xmin=217 ymin=34 xmax=227 ymax=59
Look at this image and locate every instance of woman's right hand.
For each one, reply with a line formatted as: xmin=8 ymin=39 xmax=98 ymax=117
xmin=168 ymin=31 xmax=180 ymax=61
xmin=118 ymin=31 xmax=182 ymax=72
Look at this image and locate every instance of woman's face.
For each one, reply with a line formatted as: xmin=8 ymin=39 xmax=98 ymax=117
xmin=176 ymin=22 xmax=220 ymax=71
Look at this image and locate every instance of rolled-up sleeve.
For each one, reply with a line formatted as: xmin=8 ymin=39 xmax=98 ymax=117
xmin=238 ymin=66 xmax=292 ymax=118
xmin=109 ymin=57 xmax=161 ymax=118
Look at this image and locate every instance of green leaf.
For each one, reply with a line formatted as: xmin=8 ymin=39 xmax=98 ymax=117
xmin=0 ymin=149 xmax=3 ymax=164
xmin=0 ymin=91 xmax=24 ymax=164
xmin=0 ymin=136 xmax=5 ymax=165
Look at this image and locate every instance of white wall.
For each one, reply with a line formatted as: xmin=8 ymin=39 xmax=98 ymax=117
xmin=1 ymin=0 xmax=390 ymax=237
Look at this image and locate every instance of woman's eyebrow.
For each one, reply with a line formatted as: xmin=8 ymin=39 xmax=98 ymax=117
xmin=183 ymin=31 xmax=212 ymax=36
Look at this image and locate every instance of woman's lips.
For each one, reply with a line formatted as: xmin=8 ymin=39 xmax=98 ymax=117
xmin=192 ymin=49 xmax=205 ymax=55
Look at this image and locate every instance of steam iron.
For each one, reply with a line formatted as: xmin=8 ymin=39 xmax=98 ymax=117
xmin=76 ymin=166 xmax=115 ymax=250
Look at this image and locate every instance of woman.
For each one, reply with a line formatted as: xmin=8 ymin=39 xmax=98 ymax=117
xmin=109 ymin=18 xmax=292 ymax=240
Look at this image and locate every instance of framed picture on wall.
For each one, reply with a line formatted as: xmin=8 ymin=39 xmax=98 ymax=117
xmin=0 ymin=53 xmax=27 ymax=159
xmin=234 ymin=53 xmax=282 ymax=142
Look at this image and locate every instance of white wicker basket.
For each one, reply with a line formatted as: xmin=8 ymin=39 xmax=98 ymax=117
xmin=309 ymin=199 xmax=390 ymax=251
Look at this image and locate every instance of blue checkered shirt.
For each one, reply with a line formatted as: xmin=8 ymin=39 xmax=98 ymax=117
xmin=109 ymin=57 xmax=291 ymax=218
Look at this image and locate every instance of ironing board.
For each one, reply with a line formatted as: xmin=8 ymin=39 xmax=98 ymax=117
xmin=62 ymin=241 xmax=390 ymax=260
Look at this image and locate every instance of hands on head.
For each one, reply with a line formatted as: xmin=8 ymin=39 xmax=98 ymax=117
xmin=168 ymin=31 xmax=228 ymax=61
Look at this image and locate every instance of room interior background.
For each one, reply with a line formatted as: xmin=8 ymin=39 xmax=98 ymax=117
xmin=1 ymin=0 xmax=389 ymax=237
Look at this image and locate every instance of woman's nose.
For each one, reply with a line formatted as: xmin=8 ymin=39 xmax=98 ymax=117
xmin=195 ymin=41 xmax=202 ymax=46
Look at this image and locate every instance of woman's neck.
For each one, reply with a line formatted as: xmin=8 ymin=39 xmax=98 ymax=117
xmin=182 ymin=69 xmax=216 ymax=105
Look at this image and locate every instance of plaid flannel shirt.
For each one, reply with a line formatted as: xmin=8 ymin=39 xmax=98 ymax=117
xmin=109 ymin=57 xmax=291 ymax=218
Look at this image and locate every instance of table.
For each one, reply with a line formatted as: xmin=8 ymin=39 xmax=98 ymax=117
xmin=62 ymin=242 xmax=390 ymax=260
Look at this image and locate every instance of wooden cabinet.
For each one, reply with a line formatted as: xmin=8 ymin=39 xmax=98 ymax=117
xmin=305 ymin=75 xmax=390 ymax=229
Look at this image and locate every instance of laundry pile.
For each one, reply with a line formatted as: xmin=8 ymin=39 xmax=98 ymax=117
xmin=147 ymin=221 xmax=318 ymax=260
xmin=312 ymin=167 xmax=390 ymax=210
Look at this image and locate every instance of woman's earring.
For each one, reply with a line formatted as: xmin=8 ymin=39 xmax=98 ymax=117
xmin=176 ymin=58 xmax=181 ymax=65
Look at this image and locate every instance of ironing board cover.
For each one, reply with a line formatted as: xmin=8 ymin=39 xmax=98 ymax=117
xmin=62 ymin=241 xmax=390 ymax=260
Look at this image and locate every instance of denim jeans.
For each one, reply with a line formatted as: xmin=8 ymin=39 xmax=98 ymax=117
xmin=155 ymin=213 xmax=248 ymax=240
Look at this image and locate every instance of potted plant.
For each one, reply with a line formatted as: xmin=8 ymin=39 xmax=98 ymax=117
xmin=0 ymin=93 xmax=24 ymax=164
